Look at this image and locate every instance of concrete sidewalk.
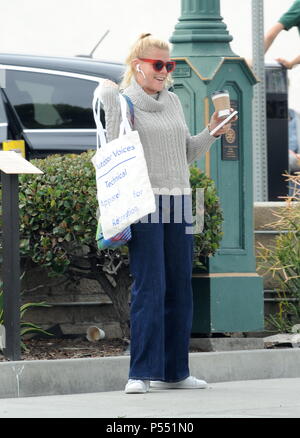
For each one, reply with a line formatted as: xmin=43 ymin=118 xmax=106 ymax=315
xmin=0 ymin=378 xmax=300 ymax=418
xmin=1 ymin=348 xmax=300 ymax=400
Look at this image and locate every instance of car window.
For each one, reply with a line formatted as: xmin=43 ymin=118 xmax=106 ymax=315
xmin=5 ymin=70 xmax=99 ymax=129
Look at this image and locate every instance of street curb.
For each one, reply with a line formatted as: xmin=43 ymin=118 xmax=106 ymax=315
xmin=1 ymin=349 xmax=300 ymax=399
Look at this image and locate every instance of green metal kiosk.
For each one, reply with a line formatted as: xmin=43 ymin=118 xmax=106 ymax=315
xmin=170 ymin=0 xmax=264 ymax=333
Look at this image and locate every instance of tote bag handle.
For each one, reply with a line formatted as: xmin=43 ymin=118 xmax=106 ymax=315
xmin=118 ymin=94 xmax=132 ymax=136
xmin=92 ymin=83 xmax=132 ymax=150
xmin=92 ymin=83 xmax=107 ymax=150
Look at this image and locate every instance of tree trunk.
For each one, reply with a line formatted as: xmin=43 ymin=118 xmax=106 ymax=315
xmin=69 ymin=252 xmax=132 ymax=340
xmin=99 ymin=266 xmax=131 ymax=340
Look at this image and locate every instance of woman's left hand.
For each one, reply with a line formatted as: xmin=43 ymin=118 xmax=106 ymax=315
xmin=208 ymin=109 xmax=238 ymax=137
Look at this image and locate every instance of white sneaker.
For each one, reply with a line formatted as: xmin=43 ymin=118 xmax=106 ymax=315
xmin=125 ymin=379 xmax=150 ymax=394
xmin=150 ymin=376 xmax=208 ymax=389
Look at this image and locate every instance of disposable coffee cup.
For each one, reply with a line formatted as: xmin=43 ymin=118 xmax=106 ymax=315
xmin=86 ymin=326 xmax=105 ymax=342
xmin=211 ymin=90 xmax=231 ymax=118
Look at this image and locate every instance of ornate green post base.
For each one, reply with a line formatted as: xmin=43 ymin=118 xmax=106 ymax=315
xmin=192 ymin=275 xmax=263 ymax=333
xmin=171 ymin=0 xmax=264 ymax=333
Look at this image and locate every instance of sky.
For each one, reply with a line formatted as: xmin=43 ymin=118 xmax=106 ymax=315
xmin=1 ymin=0 xmax=299 ymax=109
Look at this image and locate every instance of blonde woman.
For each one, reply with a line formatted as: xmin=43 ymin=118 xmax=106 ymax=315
xmin=100 ymin=34 xmax=234 ymax=394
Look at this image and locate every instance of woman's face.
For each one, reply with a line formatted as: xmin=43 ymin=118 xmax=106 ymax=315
xmin=134 ymin=48 xmax=171 ymax=95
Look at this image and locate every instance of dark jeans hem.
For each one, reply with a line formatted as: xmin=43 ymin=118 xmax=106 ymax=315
xmin=163 ymin=373 xmax=190 ymax=383
xmin=129 ymin=376 xmax=164 ymax=381
xmin=128 ymin=373 xmax=190 ymax=383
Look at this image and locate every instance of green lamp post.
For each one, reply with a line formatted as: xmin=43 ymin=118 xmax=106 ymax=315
xmin=170 ymin=0 xmax=264 ymax=333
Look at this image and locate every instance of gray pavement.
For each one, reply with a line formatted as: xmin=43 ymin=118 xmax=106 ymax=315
xmin=1 ymin=348 xmax=300 ymax=418
xmin=0 ymin=378 xmax=300 ymax=418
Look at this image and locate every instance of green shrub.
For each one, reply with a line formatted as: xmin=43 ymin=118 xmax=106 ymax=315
xmin=19 ymin=152 xmax=98 ymax=274
xmin=257 ymin=174 xmax=300 ymax=332
xmin=190 ymin=167 xmax=224 ymax=268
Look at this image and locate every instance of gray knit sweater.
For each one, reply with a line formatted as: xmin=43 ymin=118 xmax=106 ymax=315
xmin=100 ymin=78 xmax=217 ymax=194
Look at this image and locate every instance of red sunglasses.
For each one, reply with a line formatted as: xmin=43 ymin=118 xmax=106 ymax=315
xmin=138 ymin=58 xmax=176 ymax=73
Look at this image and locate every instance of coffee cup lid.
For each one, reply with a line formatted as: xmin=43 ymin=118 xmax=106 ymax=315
xmin=211 ymin=89 xmax=229 ymax=97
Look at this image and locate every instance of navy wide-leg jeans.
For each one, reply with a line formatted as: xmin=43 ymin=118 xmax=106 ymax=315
xmin=128 ymin=195 xmax=194 ymax=382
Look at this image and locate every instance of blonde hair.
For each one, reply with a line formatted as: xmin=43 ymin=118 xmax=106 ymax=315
xmin=120 ymin=33 xmax=173 ymax=90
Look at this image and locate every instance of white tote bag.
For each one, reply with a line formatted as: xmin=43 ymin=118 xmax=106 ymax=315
xmin=92 ymin=83 xmax=156 ymax=240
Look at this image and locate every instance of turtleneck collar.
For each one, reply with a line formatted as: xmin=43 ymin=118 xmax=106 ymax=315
xmin=123 ymin=77 xmax=168 ymax=112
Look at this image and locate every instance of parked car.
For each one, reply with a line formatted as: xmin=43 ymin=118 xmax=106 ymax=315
xmin=0 ymin=53 xmax=125 ymax=159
